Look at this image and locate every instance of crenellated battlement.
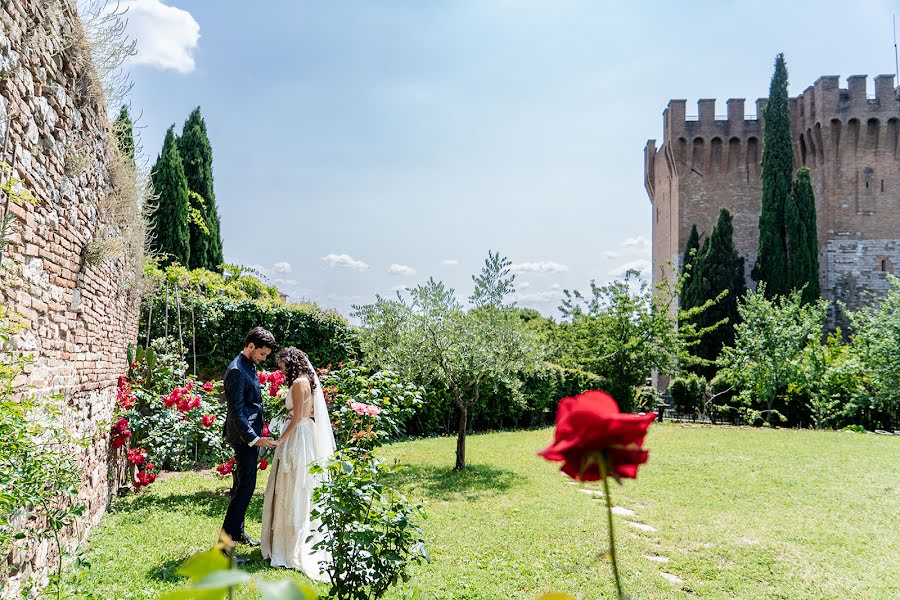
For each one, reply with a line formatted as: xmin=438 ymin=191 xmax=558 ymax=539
xmin=663 ymin=97 xmax=766 ymax=141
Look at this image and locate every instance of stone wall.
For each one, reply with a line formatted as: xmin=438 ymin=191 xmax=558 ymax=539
xmin=0 ymin=1 xmax=141 ymax=595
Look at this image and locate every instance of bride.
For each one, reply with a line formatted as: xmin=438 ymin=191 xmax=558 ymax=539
xmin=261 ymin=347 xmax=335 ymax=580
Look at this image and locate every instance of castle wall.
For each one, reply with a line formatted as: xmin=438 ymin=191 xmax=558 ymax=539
xmin=645 ymin=75 xmax=900 ymax=326
xmin=0 ymin=2 xmax=140 ymax=595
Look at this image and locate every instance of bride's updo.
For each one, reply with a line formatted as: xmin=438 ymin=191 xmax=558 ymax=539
xmin=277 ymin=347 xmax=318 ymax=390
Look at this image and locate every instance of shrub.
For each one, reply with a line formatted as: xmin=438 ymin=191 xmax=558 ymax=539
xmin=311 ymin=449 xmax=429 ymax=600
xmin=668 ymin=373 xmax=707 ymax=417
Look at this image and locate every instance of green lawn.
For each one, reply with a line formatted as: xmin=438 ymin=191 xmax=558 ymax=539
xmin=75 ymin=425 xmax=900 ymax=599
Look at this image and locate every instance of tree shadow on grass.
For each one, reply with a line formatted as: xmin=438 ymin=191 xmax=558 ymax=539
xmin=383 ymin=463 xmax=525 ymax=501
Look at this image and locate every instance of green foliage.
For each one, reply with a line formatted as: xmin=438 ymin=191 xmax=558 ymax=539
xmin=316 ymin=362 xmax=424 ymax=451
xmin=113 ymin=105 xmax=135 ymax=161
xmin=469 ymin=250 xmax=516 ymax=308
xmin=124 ymin=337 xmax=227 ymax=470
xmin=556 ymin=270 xmax=708 ymax=411
xmin=151 ymin=126 xmax=191 ymax=267
xmin=158 ymin=543 xmax=317 ymax=599
xmin=635 ymin=385 xmax=661 ymax=413
xmin=717 ymin=284 xmax=828 ymax=424
xmin=787 ymin=167 xmax=821 ymax=303
xmin=140 ymin=263 xmax=356 ymax=377
xmin=310 ymin=449 xmax=429 ymax=600
xmin=0 ymin=307 xmax=83 ymax=586
xmin=845 ymin=275 xmax=900 ymax=429
xmin=790 ymin=329 xmax=868 ymax=429
xmin=354 ymin=269 xmax=541 ymax=469
xmin=668 ymin=373 xmax=707 ymax=417
xmin=0 ymin=162 xmax=36 ymax=262
xmin=179 ymin=107 xmax=222 ymax=270
xmin=753 ymin=53 xmax=793 ymax=296
xmin=681 ymin=224 xmax=700 ymax=276
xmin=681 ymin=208 xmax=746 ymax=376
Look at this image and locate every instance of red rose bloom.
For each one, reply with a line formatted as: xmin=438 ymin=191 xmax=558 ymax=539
xmin=186 ymin=381 xmax=194 ymax=392
xmin=202 ymin=381 xmax=214 ymax=393
xmin=201 ymin=414 xmax=216 ymax=428
xmin=259 ymin=456 xmax=269 ymax=470
xmin=258 ymin=372 xmax=268 ymax=385
xmin=539 ymin=390 xmax=656 ymax=481
xmin=261 ymin=422 xmax=270 ymax=437
xmin=127 ymin=448 xmax=147 ymax=466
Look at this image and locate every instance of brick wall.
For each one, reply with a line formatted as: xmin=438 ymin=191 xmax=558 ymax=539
xmin=645 ymin=76 xmax=900 ymax=327
xmin=0 ymin=1 xmax=140 ymax=595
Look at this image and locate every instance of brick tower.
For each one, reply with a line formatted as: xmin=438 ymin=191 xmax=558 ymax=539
xmin=644 ymin=75 xmax=900 ymax=323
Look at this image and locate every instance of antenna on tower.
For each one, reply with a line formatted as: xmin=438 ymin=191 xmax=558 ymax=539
xmin=894 ymin=13 xmax=899 ymax=87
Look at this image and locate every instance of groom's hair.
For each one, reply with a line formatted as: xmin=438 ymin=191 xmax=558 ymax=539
xmin=245 ymin=327 xmax=276 ymax=350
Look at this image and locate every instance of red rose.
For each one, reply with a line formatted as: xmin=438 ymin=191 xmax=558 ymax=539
xmin=258 ymin=372 xmax=268 ymax=385
xmin=186 ymin=381 xmax=194 ymax=392
xmin=117 ymin=375 xmax=128 ymax=389
xmin=127 ymin=448 xmax=147 ymax=466
xmin=539 ymin=390 xmax=656 ymax=481
xmin=262 ymin=422 xmax=270 ymax=437
xmin=202 ymin=381 xmax=214 ymax=393
xmin=201 ymin=414 xmax=216 ymax=428
xmin=259 ymin=457 xmax=269 ymax=470
xmin=146 ymin=463 xmax=155 ymax=471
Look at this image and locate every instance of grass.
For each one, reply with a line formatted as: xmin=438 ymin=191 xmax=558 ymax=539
xmin=74 ymin=425 xmax=900 ymax=599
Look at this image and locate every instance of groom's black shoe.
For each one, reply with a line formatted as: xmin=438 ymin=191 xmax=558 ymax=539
xmin=221 ymin=546 xmax=251 ymax=566
xmin=239 ymin=533 xmax=260 ymax=547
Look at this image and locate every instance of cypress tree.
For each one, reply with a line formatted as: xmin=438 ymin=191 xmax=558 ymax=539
xmin=752 ymin=53 xmax=792 ymax=297
xmin=687 ymin=208 xmax=746 ymax=377
xmin=682 ymin=224 xmax=701 ymax=277
xmin=150 ymin=126 xmax=191 ymax=266
xmin=179 ymin=107 xmax=223 ymax=271
xmin=786 ymin=167 xmax=820 ymax=303
xmin=113 ymin=105 xmax=135 ymax=161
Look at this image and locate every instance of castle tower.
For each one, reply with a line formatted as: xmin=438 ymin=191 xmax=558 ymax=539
xmin=644 ymin=75 xmax=900 ymax=323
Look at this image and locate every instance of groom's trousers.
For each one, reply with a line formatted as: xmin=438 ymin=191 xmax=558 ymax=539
xmin=222 ymin=442 xmax=258 ymax=542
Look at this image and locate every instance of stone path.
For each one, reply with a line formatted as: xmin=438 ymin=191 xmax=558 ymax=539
xmin=572 ymin=483 xmax=687 ymax=589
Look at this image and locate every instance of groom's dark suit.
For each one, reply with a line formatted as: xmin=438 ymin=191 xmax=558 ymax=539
xmin=222 ymin=352 xmax=265 ymax=543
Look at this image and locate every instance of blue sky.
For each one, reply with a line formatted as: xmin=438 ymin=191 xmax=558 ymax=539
xmin=122 ymin=0 xmax=897 ymax=317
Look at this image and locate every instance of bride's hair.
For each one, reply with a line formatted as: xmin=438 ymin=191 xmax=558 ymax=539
xmin=276 ymin=347 xmax=318 ymax=391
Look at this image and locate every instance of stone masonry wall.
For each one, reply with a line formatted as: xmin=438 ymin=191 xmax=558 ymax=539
xmin=0 ymin=1 xmax=140 ymax=595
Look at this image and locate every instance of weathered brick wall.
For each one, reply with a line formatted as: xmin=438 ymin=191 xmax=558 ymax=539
xmin=645 ymin=75 xmax=900 ymax=327
xmin=0 ymin=1 xmax=140 ymax=595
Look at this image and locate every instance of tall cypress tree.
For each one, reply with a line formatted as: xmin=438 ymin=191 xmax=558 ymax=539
xmin=151 ymin=126 xmax=191 ymax=266
xmin=752 ymin=53 xmax=792 ymax=297
xmin=682 ymin=224 xmax=701 ymax=277
xmin=113 ymin=105 xmax=135 ymax=161
xmin=685 ymin=208 xmax=746 ymax=377
xmin=179 ymin=107 xmax=223 ymax=271
xmin=786 ymin=167 xmax=820 ymax=303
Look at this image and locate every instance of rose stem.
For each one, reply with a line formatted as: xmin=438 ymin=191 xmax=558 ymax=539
xmin=599 ymin=455 xmax=624 ymax=599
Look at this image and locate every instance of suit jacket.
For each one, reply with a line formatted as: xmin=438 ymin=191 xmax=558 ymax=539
xmin=224 ymin=353 xmax=264 ymax=446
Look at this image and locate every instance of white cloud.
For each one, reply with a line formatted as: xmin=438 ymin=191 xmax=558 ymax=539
xmin=322 ymin=254 xmax=369 ymax=271
xmin=509 ymin=261 xmax=569 ymax=274
xmin=442 ymin=259 xmax=460 ymax=266
xmin=120 ymin=0 xmax=200 ymax=73
xmin=622 ymin=236 xmax=651 ymax=253
xmin=608 ymin=259 xmax=652 ymax=278
xmin=602 ymin=250 xmax=620 ymax=260
xmin=514 ymin=288 xmax=565 ymax=305
xmin=273 ymin=261 xmax=292 ymax=274
xmin=518 ymin=281 xmax=532 ymax=290
xmin=391 ymin=284 xmax=410 ymax=292
xmin=388 ymin=264 xmax=416 ymax=276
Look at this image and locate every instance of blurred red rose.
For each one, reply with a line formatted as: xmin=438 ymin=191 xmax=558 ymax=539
xmin=539 ymin=390 xmax=655 ymax=481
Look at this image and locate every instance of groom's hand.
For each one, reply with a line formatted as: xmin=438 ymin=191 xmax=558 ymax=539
xmin=255 ymin=437 xmax=279 ymax=449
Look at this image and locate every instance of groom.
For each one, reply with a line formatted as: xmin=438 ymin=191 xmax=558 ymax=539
xmin=221 ymin=327 xmax=279 ymax=563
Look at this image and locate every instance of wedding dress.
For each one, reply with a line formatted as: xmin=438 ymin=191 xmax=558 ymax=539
xmin=261 ymin=359 xmax=335 ymax=580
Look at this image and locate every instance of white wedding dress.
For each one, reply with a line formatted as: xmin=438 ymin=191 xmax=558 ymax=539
xmin=261 ymin=363 xmax=335 ymax=581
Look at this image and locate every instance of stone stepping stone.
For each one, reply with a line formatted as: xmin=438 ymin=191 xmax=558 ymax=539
xmin=642 ymin=554 xmax=669 ymax=563
xmin=626 ymin=521 xmax=657 ymax=533
xmin=611 ymin=506 xmax=636 ymax=517
xmin=660 ymin=572 xmax=684 ymax=584
xmin=577 ymin=488 xmax=605 ymax=498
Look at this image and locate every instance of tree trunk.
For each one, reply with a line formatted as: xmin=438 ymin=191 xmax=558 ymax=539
xmin=455 ymin=402 xmax=467 ymax=470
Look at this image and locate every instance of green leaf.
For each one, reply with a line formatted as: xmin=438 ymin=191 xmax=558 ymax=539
xmin=254 ymin=578 xmax=318 ymax=600
xmin=175 ymin=548 xmax=229 ymax=581
xmin=194 ymin=569 xmax=251 ymax=589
